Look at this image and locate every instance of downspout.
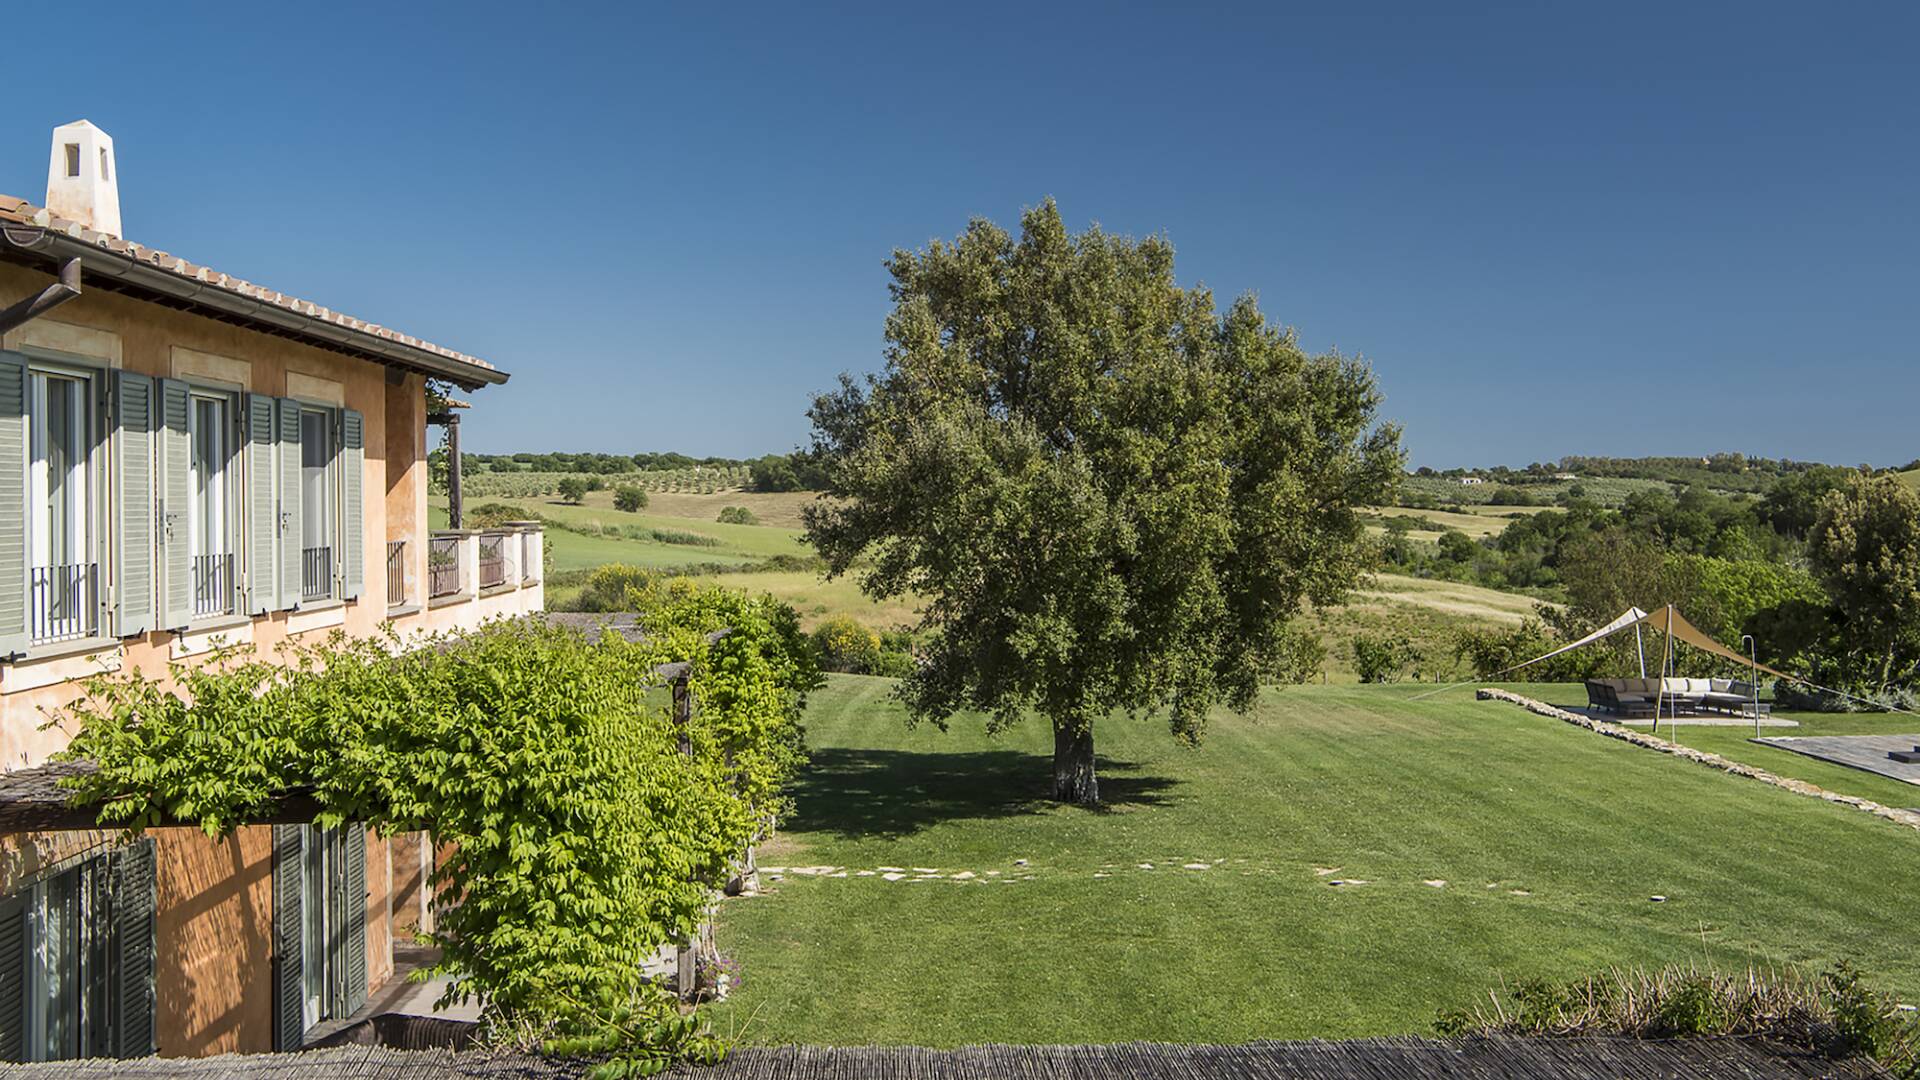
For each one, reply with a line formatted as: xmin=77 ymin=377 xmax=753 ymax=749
xmin=0 ymin=255 xmax=81 ymax=336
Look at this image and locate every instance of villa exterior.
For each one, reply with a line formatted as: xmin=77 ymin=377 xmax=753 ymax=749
xmin=0 ymin=122 xmax=541 ymax=1061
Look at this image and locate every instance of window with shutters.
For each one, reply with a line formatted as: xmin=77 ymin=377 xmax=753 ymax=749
xmin=25 ymin=366 xmax=101 ymax=646
xmin=0 ymin=840 xmax=152 ymax=1063
xmin=272 ymin=823 xmax=366 ymax=1046
xmin=187 ymin=392 xmax=239 ymax=619
xmin=298 ymin=408 xmax=338 ymax=603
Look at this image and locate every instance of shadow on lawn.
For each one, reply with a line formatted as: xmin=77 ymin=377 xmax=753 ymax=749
xmin=788 ymin=747 xmax=1178 ymax=839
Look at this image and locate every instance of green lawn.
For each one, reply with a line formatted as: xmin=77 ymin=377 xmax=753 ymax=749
xmin=710 ymin=677 xmax=1919 ymax=1046
xmin=1518 ymin=683 xmax=1920 ymax=810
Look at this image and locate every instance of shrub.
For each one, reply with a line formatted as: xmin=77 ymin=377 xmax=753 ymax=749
xmin=717 ymin=506 xmax=759 ymax=526
xmin=613 ymin=485 xmax=649 ymax=513
xmin=571 ymin=564 xmax=667 ymax=613
xmin=1435 ymin=962 xmax=1918 ymax=1075
xmin=647 ymin=528 xmax=722 ymax=548
xmin=811 ymin=617 xmax=881 ymax=673
xmin=1454 ymin=617 xmax=1603 ymax=682
xmin=1351 ymin=632 xmax=1423 ymax=683
xmin=557 ymin=476 xmax=589 ymax=504
xmin=467 ymin=502 xmax=527 ymax=529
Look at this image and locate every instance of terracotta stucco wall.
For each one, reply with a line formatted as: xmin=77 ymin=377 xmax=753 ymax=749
xmin=152 ymin=826 xmax=274 ymax=1057
xmin=0 ymin=261 xmax=419 ymax=769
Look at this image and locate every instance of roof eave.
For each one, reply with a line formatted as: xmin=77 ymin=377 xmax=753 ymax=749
xmin=0 ymin=225 xmax=509 ymax=392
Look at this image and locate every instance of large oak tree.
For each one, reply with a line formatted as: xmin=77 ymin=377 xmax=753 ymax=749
xmin=803 ymin=201 xmax=1402 ymax=804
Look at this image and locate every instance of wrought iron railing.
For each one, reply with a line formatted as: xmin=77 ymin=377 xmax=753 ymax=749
xmin=428 ymin=536 xmax=461 ymax=599
xmin=478 ymin=532 xmax=507 ymax=589
xmin=30 ymin=562 xmax=97 ymax=644
xmin=386 ymin=540 xmax=406 ymax=607
xmin=302 ymin=545 xmax=332 ymax=602
xmin=193 ymin=552 xmax=235 ymax=618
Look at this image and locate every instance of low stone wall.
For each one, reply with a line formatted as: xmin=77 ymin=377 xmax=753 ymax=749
xmin=1476 ymin=688 xmax=1920 ymax=833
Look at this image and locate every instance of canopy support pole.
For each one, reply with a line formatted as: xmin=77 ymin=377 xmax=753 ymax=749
xmin=1635 ymin=623 xmax=1646 ymax=678
xmin=1657 ymin=606 xmax=1675 ymax=737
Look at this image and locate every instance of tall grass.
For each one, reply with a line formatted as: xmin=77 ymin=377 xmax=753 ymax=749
xmin=1437 ymin=962 xmax=1917 ymax=1075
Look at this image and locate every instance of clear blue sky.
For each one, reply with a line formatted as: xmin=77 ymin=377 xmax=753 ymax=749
xmin=2 ymin=3 xmax=1913 ymax=468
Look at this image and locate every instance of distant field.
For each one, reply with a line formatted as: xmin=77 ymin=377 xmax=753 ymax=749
xmin=446 ymin=486 xmax=1551 ymax=681
xmin=1369 ymin=505 xmax=1542 ymax=540
xmin=1900 ymin=469 xmax=1920 ymax=492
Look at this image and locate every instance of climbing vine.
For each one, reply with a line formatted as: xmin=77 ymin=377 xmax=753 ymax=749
xmin=49 ymin=582 xmax=817 ymax=1073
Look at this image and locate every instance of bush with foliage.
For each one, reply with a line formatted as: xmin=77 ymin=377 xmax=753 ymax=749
xmin=1455 ymin=617 xmax=1604 ymax=682
xmin=614 ymin=485 xmax=650 ymax=513
xmin=717 ymin=506 xmax=759 ymax=525
xmin=1350 ymin=632 xmax=1423 ymax=683
xmin=808 ymin=618 xmax=916 ymax=676
xmin=557 ymin=476 xmax=590 ymax=504
xmin=1434 ymin=962 xmax=1917 ymax=1076
xmin=467 ymin=502 xmax=531 ymax=529
xmin=51 ymin=588 xmax=817 ymax=1074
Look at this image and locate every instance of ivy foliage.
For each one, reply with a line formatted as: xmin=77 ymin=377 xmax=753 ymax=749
xmin=50 ymin=582 xmax=816 ymax=1070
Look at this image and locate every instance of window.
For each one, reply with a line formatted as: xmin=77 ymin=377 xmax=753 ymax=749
xmin=27 ymin=368 xmax=97 ymax=644
xmin=271 ymin=823 xmax=365 ymax=1047
xmin=62 ymin=144 xmax=78 ymax=178
xmin=299 ymin=408 xmax=336 ymax=602
xmin=22 ymin=863 xmax=91 ymax=1061
xmin=299 ymin=826 xmax=330 ymax=1031
xmin=0 ymin=840 xmax=152 ymax=1063
xmin=188 ymin=394 xmax=236 ymax=617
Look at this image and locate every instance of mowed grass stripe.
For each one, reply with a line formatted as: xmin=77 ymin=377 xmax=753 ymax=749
xmin=713 ymin=678 xmax=1918 ymax=1045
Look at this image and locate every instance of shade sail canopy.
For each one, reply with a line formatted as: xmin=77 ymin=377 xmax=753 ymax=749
xmin=1497 ymin=604 xmax=1790 ymax=681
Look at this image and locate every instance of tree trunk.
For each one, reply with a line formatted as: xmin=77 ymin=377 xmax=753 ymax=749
xmin=1052 ymin=724 xmax=1098 ymax=805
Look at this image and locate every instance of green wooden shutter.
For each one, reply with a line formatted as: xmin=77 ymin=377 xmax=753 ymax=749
xmin=276 ymin=399 xmax=303 ymax=611
xmin=271 ymin=824 xmax=305 ymax=1051
xmin=0 ymin=351 xmax=27 ymax=658
xmin=0 ymin=889 xmax=25 ymax=1061
xmin=341 ymin=827 xmax=368 ymax=1016
xmin=244 ymin=395 xmax=278 ymax=614
xmin=109 ymin=838 xmax=156 ymax=1058
xmin=156 ymin=380 xmax=192 ymax=629
xmin=340 ymin=410 xmax=364 ymax=601
xmin=112 ymin=372 xmax=156 ymax=638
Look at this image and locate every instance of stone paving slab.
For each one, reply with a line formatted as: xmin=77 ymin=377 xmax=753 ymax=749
xmin=1753 ymin=734 xmax=1920 ymax=787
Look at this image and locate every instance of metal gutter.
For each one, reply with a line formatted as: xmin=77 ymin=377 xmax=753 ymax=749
xmin=0 ymin=255 xmax=80 ymax=336
xmin=0 ymin=225 xmax=508 ymax=390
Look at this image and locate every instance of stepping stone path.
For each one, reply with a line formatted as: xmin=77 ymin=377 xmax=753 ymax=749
xmin=1423 ymin=879 xmax=1447 ymax=888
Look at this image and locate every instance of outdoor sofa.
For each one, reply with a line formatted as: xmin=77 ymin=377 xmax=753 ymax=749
xmin=1584 ymin=677 xmax=1760 ymax=717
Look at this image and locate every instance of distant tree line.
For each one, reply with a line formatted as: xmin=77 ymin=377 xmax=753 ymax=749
xmin=1411 ymin=454 xmax=1843 ymax=497
xmin=457 ymin=449 xmax=829 ymax=493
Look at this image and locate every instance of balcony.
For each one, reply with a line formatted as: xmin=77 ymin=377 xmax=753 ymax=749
xmin=401 ymin=524 xmax=544 ymax=636
xmin=477 ymin=531 xmax=508 ymax=590
xmin=193 ymin=552 xmax=235 ymax=619
xmin=29 ymin=563 xmax=97 ymax=645
xmin=386 ymin=540 xmax=407 ymax=608
xmin=302 ymin=545 xmax=333 ymax=603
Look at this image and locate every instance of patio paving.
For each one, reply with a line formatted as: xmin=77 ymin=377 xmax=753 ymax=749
xmin=1752 ymin=734 xmax=1920 ymax=787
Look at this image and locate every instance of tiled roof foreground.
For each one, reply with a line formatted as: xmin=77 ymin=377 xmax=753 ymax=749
xmin=0 ymin=194 xmax=500 ymax=385
xmin=0 ymin=1036 xmax=1890 ymax=1078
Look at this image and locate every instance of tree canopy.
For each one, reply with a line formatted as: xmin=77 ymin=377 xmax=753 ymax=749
xmin=803 ymin=200 xmax=1402 ymax=803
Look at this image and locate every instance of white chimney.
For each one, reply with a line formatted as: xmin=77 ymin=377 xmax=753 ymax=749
xmin=45 ymin=120 xmax=121 ymax=238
